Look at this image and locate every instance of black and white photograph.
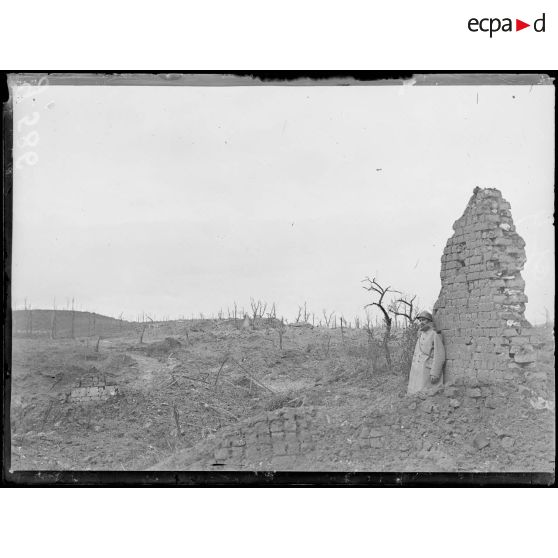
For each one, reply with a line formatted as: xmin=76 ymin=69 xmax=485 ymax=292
xmin=5 ymin=72 xmax=555 ymax=480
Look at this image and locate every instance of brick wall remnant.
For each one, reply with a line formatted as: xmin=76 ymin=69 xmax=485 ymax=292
xmin=68 ymin=385 xmax=119 ymax=402
xmin=59 ymin=367 xmax=119 ymax=403
xmin=211 ymin=407 xmax=316 ymax=470
xmin=433 ymin=187 xmax=537 ymax=385
xmin=149 ymin=407 xmax=318 ymax=471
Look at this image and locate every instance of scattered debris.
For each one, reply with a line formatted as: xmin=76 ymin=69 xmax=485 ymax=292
xmin=473 ymin=433 xmax=490 ymax=450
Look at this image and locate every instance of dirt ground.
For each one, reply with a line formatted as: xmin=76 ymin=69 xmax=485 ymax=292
xmin=8 ymin=320 xmax=555 ymax=473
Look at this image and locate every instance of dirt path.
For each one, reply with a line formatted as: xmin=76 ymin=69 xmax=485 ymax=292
xmin=125 ymin=353 xmax=166 ymax=388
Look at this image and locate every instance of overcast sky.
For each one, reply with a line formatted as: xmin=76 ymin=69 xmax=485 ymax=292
xmin=11 ymin=82 xmax=554 ymax=324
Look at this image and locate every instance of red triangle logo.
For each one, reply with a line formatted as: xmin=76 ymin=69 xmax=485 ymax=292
xmin=516 ymin=19 xmax=530 ymax=31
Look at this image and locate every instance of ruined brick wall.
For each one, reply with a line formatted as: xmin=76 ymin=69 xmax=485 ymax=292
xmin=433 ymin=187 xmax=537 ymax=385
xmin=150 ymin=407 xmax=318 ymax=471
xmin=58 ymin=368 xmax=119 ymax=403
xmin=210 ymin=407 xmax=316 ymax=470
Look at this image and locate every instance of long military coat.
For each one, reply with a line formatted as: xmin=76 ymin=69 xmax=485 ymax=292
xmin=407 ymin=327 xmax=446 ymax=395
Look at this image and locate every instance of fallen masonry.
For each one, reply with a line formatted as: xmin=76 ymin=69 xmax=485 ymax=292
xmin=152 ymin=406 xmax=318 ymax=471
xmin=149 ymin=374 xmax=554 ymax=471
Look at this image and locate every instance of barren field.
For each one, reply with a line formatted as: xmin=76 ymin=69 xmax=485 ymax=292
xmin=9 ymin=319 xmax=555 ymax=473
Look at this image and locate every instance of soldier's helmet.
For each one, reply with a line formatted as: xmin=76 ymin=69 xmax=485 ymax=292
xmin=416 ymin=311 xmax=433 ymax=321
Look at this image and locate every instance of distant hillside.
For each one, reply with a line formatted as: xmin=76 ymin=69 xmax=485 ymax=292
xmin=11 ymin=309 xmax=136 ymax=338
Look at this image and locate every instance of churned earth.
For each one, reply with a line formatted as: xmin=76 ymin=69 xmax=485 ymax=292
xmin=9 ymin=320 xmax=555 ymax=474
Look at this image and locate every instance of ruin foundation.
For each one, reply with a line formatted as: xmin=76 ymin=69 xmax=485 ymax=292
xmin=59 ymin=367 xmax=119 ymax=403
xmin=433 ymin=187 xmax=537 ymax=385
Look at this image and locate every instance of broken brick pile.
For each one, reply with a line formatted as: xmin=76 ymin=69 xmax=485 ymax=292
xmin=210 ymin=407 xmax=316 ymax=470
xmin=151 ymin=406 xmax=317 ymax=470
xmin=433 ymin=187 xmax=537 ymax=384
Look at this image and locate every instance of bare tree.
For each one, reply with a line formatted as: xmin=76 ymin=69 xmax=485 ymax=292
xmin=250 ymin=298 xmax=267 ymax=329
xmin=322 ymin=309 xmax=335 ymax=328
xmin=362 ymin=276 xmax=396 ymax=371
xmin=138 ymin=314 xmax=153 ymax=344
xmin=389 ymin=294 xmax=418 ymax=327
xmin=303 ymin=302 xmax=310 ymax=323
xmin=295 ymin=306 xmax=303 ymax=324
xmin=266 ymin=302 xmax=277 ymax=320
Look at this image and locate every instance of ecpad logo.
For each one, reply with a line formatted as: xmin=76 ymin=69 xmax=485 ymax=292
xmin=468 ymin=13 xmax=546 ymax=37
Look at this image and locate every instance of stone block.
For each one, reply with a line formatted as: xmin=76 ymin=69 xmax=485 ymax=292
xmin=246 ymin=433 xmax=259 ymax=445
xmin=514 ymin=350 xmax=536 ymax=364
xmin=283 ymin=420 xmax=297 ymax=433
xmin=245 ymin=445 xmax=263 ymax=460
xmin=230 ymin=447 xmax=244 ymax=459
xmin=256 ymin=432 xmax=271 ymax=444
xmin=298 ymin=431 xmax=313 ymax=443
xmin=472 ymin=433 xmax=490 ymax=450
xmin=284 ymin=432 xmax=298 ymax=444
xmin=255 ymin=422 xmax=270 ymax=434
xmin=286 ymin=441 xmax=301 ymax=454
xmin=281 ymin=408 xmax=297 ymax=420
xmin=272 ymin=441 xmax=288 ymax=455
xmin=300 ymin=441 xmax=316 ymax=452
xmin=214 ymin=448 xmax=229 ymax=461
xmin=525 ymin=371 xmax=547 ymax=382
xmin=269 ymin=420 xmax=283 ymax=432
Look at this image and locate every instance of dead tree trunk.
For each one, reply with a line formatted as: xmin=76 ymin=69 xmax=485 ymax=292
xmin=71 ymin=298 xmax=75 ymax=339
xmin=278 ymin=318 xmax=286 ymax=350
xmin=363 ymin=276 xmax=397 ymax=372
xmin=50 ymin=300 xmax=57 ymax=339
xmin=139 ymin=323 xmax=147 ymax=344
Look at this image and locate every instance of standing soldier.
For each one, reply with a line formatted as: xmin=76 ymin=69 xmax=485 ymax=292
xmin=407 ymin=311 xmax=445 ymax=395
